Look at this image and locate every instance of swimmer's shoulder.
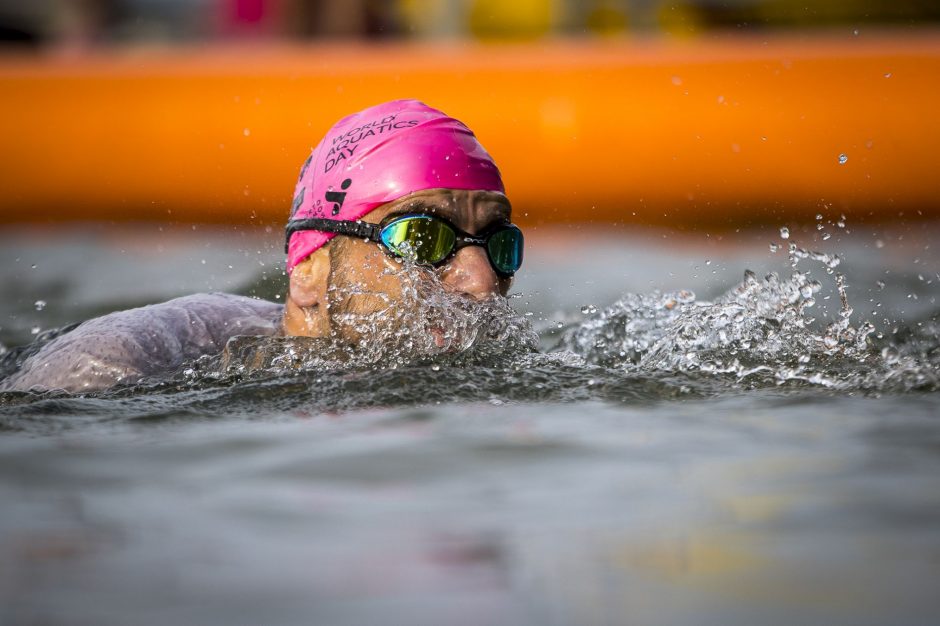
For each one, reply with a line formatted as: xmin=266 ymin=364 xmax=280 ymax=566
xmin=0 ymin=292 xmax=283 ymax=394
xmin=158 ymin=292 xmax=283 ymax=321
xmin=158 ymin=292 xmax=284 ymax=334
xmin=80 ymin=292 xmax=284 ymax=359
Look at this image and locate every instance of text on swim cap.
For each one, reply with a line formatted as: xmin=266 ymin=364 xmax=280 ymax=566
xmin=324 ymin=116 xmax=419 ymax=173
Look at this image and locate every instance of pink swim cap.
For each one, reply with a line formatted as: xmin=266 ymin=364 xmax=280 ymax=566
xmin=286 ymin=99 xmax=505 ymax=273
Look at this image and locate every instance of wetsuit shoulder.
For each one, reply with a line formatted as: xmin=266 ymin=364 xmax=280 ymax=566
xmin=0 ymin=293 xmax=283 ymax=394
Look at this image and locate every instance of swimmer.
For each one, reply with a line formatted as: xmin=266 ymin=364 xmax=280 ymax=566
xmin=0 ymin=99 xmax=523 ymax=393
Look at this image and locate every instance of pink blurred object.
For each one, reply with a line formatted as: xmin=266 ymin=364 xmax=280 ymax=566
xmin=216 ymin=0 xmax=283 ymax=36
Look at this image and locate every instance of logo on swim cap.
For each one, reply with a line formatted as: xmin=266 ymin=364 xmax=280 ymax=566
xmin=325 ymin=178 xmax=353 ymax=215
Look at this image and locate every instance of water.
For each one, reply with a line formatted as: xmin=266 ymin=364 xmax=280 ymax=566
xmin=1 ymin=222 xmax=939 ymax=625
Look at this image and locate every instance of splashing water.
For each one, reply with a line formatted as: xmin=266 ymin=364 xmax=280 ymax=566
xmin=84 ymin=234 xmax=940 ymax=394
xmin=178 ymin=258 xmax=540 ymax=386
xmin=556 ymin=239 xmax=937 ymax=392
xmin=182 ymin=229 xmax=938 ymax=397
xmin=2 ymin=227 xmax=937 ymax=403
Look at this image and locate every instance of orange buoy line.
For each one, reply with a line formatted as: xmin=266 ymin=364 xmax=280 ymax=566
xmin=1 ymin=32 xmax=939 ymax=228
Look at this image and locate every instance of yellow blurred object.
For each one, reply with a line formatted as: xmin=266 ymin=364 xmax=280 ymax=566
xmin=396 ymin=0 xmax=447 ymax=37
xmin=468 ymin=0 xmax=556 ymax=39
xmin=657 ymin=1 xmax=704 ymax=37
xmin=585 ymin=0 xmax=629 ymax=36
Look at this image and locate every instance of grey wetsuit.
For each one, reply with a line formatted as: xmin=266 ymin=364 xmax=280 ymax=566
xmin=0 ymin=293 xmax=283 ymax=394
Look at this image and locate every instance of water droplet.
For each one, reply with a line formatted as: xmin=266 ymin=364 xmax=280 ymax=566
xmin=769 ymin=243 xmax=779 ymax=253
xmin=876 ymin=280 xmax=886 ymax=290
xmin=34 ymin=300 xmax=46 ymax=311
xmin=816 ymin=213 xmax=823 ymax=220
xmin=881 ymin=346 xmax=899 ymax=365
xmin=822 ymin=232 xmax=831 ymax=240
xmin=30 ymin=326 xmax=40 ymax=335
xmin=705 ymin=259 xmax=711 ymax=266
xmin=580 ymin=304 xmax=598 ymax=315
xmin=838 ymin=153 xmax=848 ymax=165
xmin=243 ymin=128 xmax=251 ymax=136
xmin=875 ymin=239 xmax=885 ymax=249
xmin=779 ymin=226 xmax=790 ymax=239
xmin=884 ymin=72 xmax=892 ymax=78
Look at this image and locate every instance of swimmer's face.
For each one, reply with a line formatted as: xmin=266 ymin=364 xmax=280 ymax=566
xmin=330 ymin=188 xmax=512 ymax=311
xmin=284 ymin=188 xmax=513 ymax=339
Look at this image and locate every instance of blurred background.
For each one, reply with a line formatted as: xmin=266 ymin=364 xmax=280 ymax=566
xmin=2 ymin=0 xmax=939 ymax=233
xmin=1 ymin=0 xmax=939 ymax=45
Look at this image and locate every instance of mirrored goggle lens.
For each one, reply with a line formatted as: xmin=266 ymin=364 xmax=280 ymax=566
xmin=487 ymin=226 xmax=524 ymax=275
xmin=380 ymin=216 xmax=456 ymax=264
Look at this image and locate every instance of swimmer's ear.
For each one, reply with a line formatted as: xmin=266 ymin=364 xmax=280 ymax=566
xmin=288 ymin=248 xmax=330 ymax=308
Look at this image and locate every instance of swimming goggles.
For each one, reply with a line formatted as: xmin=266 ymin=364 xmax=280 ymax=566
xmin=286 ymin=214 xmax=524 ymax=277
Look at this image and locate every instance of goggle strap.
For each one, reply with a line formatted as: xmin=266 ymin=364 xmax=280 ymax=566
xmin=285 ymin=218 xmax=382 ymax=253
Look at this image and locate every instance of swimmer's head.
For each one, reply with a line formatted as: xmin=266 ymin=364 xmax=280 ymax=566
xmin=282 ymin=100 xmax=519 ymax=340
xmin=285 ymin=99 xmax=505 ymax=274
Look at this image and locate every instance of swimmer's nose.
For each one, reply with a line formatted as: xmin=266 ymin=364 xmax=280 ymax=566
xmin=440 ymin=246 xmax=500 ymax=300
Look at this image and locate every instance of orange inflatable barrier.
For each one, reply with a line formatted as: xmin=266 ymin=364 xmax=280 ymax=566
xmin=1 ymin=32 xmax=939 ymax=228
